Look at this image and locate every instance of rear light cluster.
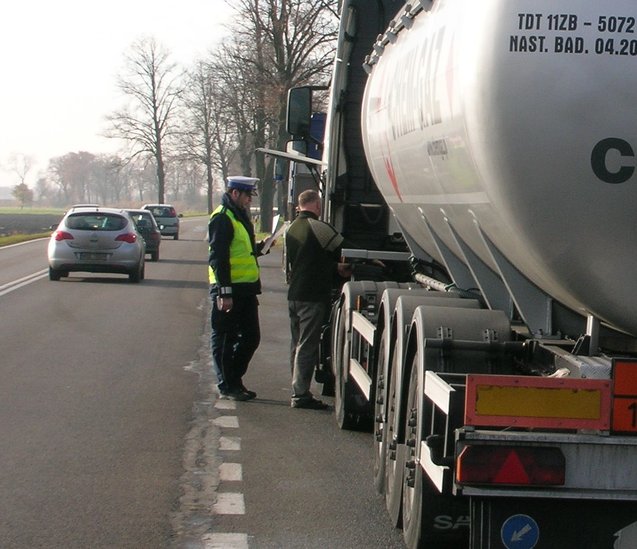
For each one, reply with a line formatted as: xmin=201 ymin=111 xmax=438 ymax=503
xmin=456 ymin=445 xmax=565 ymax=486
xmin=54 ymin=231 xmax=74 ymax=241
xmin=115 ymin=233 xmax=138 ymax=244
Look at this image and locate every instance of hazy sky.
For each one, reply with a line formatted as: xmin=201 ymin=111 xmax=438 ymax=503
xmin=0 ymin=0 xmax=233 ymax=187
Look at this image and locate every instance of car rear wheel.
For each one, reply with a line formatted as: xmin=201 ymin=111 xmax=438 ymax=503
xmin=129 ymin=262 xmax=144 ymax=283
xmin=49 ymin=267 xmax=64 ymax=281
xmin=173 ymin=233 xmax=179 ymax=240
xmin=151 ymin=250 xmax=159 ymax=261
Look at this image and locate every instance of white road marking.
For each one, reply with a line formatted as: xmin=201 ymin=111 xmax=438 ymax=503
xmin=203 ymin=533 xmax=249 ymax=548
xmin=0 ymin=269 xmax=48 ymax=297
xmin=213 ymin=492 xmax=245 ymax=515
xmin=219 ymin=436 xmax=241 ymax=451
xmin=213 ymin=416 xmax=239 ymax=428
xmin=219 ymin=462 xmax=242 ymax=482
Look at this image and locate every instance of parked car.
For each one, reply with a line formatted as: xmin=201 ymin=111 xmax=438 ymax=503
xmin=47 ymin=207 xmax=145 ymax=283
xmin=126 ymin=209 xmax=161 ymax=261
xmin=142 ymin=204 xmax=181 ymax=239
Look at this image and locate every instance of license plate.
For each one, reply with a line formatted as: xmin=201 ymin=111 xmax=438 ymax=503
xmin=78 ymin=252 xmax=107 ymax=260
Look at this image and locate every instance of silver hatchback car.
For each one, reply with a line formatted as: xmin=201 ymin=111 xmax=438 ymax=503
xmin=47 ymin=207 xmax=145 ymax=282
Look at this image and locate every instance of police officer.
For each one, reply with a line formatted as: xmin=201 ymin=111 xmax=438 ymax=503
xmin=209 ymin=176 xmax=264 ymax=401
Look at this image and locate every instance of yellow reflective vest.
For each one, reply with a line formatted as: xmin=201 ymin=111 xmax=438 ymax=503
xmin=208 ymin=205 xmax=259 ymax=287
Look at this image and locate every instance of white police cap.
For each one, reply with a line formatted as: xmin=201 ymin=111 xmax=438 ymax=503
xmin=227 ymin=176 xmax=259 ymax=194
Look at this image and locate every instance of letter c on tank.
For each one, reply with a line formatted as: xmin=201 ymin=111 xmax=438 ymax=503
xmin=591 ymin=138 xmax=635 ymax=184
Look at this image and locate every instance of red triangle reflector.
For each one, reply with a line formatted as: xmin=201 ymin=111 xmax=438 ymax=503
xmin=493 ymin=450 xmax=530 ymax=484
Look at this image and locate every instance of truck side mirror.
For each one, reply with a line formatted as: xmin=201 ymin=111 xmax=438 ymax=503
xmin=287 ymin=87 xmax=312 ymax=138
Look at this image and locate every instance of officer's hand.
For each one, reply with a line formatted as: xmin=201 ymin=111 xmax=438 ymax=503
xmin=217 ymin=296 xmax=233 ymax=312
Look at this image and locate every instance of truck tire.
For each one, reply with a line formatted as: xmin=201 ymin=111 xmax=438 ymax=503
xmin=401 ymin=340 xmax=469 ymax=548
xmin=374 ymin=288 xmax=424 ymax=494
xmin=373 ymin=334 xmax=389 ymax=493
xmin=402 ymin=362 xmax=425 ymax=548
xmin=401 ymin=306 xmax=512 ymax=548
xmin=333 ymin=302 xmax=362 ymax=430
xmin=384 ymin=347 xmax=405 ymax=527
xmin=334 ymin=282 xmax=405 ymax=431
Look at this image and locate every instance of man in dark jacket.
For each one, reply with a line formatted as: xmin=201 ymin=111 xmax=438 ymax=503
xmin=209 ymin=176 xmax=264 ymax=401
xmin=285 ymin=189 xmax=351 ymax=409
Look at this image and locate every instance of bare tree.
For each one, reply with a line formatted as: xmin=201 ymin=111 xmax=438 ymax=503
xmin=7 ymin=153 xmax=35 ymax=186
xmin=121 ymin=158 xmax=157 ymax=203
xmin=106 ymin=37 xmax=183 ymax=204
xmin=34 ymin=176 xmax=53 ymax=205
xmin=221 ymin=0 xmax=338 ymax=230
xmin=48 ymin=151 xmax=97 ymax=205
xmin=182 ymin=60 xmax=235 ymax=213
xmin=91 ymin=155 xmax=126 ymax=204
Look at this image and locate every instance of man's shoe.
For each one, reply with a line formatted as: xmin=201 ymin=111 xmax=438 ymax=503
xmin=219 ymin=390 xmax=251 ymax=402
xmin=239 ymin=383 xmax=257 ymax=400
xmin=291 ymin=397 xmax=329 ymax=410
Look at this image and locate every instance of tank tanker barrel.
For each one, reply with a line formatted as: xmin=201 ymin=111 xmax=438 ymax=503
xmin=361 ymin=1 xmax=637 ymax=338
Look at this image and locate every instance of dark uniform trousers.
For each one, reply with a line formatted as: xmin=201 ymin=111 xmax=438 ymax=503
xmin=210 ymin=294 xmax=260 ymax=393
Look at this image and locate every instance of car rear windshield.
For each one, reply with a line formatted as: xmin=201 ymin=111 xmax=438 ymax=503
xmin=129 ymin=213 xmax=155 ymax=228
xmin=149 ymin=206 xmax=176 ymax=217
xmin=66 ymin=213 xmax=127 ymax=231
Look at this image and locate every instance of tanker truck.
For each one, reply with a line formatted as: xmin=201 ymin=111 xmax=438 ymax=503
xmin=268 ymin=0 xmax=637 ymax=547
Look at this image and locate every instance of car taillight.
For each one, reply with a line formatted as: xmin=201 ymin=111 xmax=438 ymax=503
xmin=53 ymin=230 xmax=74 ymax=241
xmin=456 ymin=445 xmax=565 ymax=486
xmin=116 ymin=233 xmax=137 ymax=244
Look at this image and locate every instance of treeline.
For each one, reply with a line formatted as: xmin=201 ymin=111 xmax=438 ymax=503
xmin=19 ymin=0 xmax=338 ymax=230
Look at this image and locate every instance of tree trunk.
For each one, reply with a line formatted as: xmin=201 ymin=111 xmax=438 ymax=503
xmin=156 ymin=151 xmax=166 ymax=203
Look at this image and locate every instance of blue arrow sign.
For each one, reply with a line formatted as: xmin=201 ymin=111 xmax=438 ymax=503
xmin=501 ymin=514 xmax=540 ymax=549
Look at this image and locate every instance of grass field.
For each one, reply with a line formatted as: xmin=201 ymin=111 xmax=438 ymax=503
xmin=0 ymin=209 xmax=64 ymax=246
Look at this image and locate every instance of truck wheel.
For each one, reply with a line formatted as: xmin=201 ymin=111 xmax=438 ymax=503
xmin=402 ymin=306 xmax=509 ymax=548
xmin=384 ymin=348 xmax=404 ymax=527
xmin=401 ymin=353 xmax=471 ymax=549
xmin=402 ymin=362 xmax=424 ymax=548
xmin=373 ymin=335 xmax=389 ymax=493
xmin=333 ymin=303 xmax=359 ymax=430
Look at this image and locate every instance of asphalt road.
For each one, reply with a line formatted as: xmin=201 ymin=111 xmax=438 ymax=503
xmin=0 ymin=217 xmax=405 ymax=548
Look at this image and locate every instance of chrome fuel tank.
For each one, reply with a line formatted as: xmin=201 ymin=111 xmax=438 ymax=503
xmin=362 ymin=0 xmax=637 ymax=335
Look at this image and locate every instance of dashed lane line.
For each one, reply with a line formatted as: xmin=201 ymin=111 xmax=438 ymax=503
xmin=213 ymin=492 xmax=245 ymax=515
xmin=202 ymin=533 xmax=249 ymax=549
xmin=219 ymin=436 xmax=241 ymax=451
xmin=219 ymin=463 xmax=243 ymax=482
xmin=212 ymin=415 xmax=239 ymax=429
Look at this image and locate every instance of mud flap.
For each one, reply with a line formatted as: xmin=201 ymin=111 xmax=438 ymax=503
xmin=470 ymin=497 xmax=637 ymax=548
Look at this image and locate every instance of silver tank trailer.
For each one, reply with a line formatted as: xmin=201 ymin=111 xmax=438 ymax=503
xmin=362 ymin=1 xmax=637 ymax=336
